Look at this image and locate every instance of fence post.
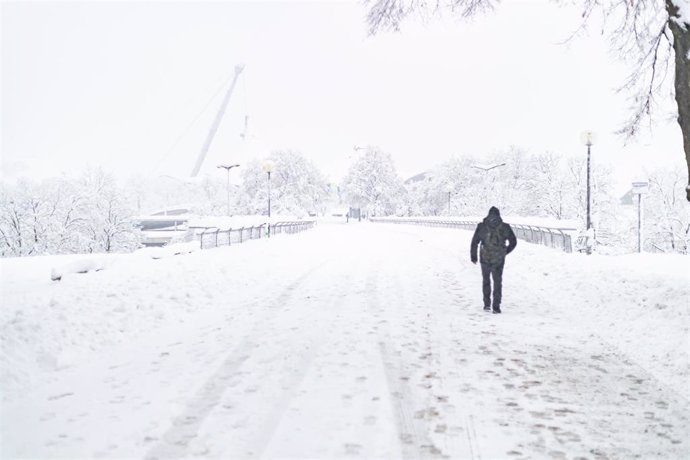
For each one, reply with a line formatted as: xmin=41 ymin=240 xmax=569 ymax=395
xmin=559 ymin=230 xmax=572 ymax=253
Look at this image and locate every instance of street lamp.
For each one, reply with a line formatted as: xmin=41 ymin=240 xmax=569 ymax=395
xmin=580 ymin=131 xmax=595 ymax=229
xmin=446 ymin=184 xmax=453 ymax=216
xmin=350 ymin=146 xmax=367 ymax=219
xmin=580 ymin=131 xmax=596 ymax=254
xmin=262 ymin=160 xmax=275 ymax=236
xmin=217 ymin=164 xmax=240 ymax=216
xmin=471 ymin=162 xmax=506 ymax=171
xmin=472 ymin=162 xmax=506 ymax=209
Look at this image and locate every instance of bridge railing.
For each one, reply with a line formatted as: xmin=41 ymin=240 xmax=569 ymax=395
xmin=370 ymin=217 xmax=575 ymax=253
xmin=196 ymin=220 xmax=316 ymax=250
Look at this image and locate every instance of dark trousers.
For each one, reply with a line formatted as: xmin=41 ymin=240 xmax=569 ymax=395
xmin=481 ymin=261 xmax=505 ymax=308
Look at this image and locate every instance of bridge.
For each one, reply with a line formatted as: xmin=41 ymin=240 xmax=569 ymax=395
xmin=3 ymin=222 xmax=687 ymax=458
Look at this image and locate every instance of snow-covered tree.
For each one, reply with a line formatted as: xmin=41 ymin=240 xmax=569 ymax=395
xmin=561 ymin=154 xmax=618 ymax=239
xmin=1 ymin=169 xmax=141 ymax=257
xmin=520 ymin=152 xmax=578 ymax=220
xmin=195 ymin=174 xmax=229 ymax=216
xmin=341 ymin=147 xmax=406 ymax=217
xmin=404 ymin=172 xmax=441 ymax=216
xmin=240 ymin=150 xmax=329 ymax=217
xmin=402 ymin=148 xmax=621 ymax=240
xmin=40 ymin=177 xmax=87 ymax=254
xmin=0 ymin=178 xmax=74 ymax=256
xmin=77 ymin=168 xmax=140 ymax=253
xmin=407 ymin=156 xmax=480 ymax=216
xmin=0 ymin=180 xmax=35 ymax=256
xmin=644 ymin=166 xmax=690 ymax=253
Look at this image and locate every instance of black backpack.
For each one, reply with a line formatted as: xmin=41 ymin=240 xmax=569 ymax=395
xmin=485 ymin=226 xmax=503 ymax=250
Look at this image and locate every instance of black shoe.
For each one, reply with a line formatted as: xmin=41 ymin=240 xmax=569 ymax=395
xmin=483 ymin=305 xmax=491 ymax=312
xmin=492 ymin=307 xmax=501 ymax=314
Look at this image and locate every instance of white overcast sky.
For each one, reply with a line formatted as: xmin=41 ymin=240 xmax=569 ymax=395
xmin=0 ymin=0 xmax=684 ymax=194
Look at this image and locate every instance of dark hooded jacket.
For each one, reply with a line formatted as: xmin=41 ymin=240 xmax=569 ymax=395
xmin=470 ymin=207 xmax=517 ymax=264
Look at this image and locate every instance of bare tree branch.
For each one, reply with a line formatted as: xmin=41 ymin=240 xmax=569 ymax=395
xmin=366 ymin=0 xmax=497 ymax=34
xmin=366 ymin=0 xmax=690 ymax=201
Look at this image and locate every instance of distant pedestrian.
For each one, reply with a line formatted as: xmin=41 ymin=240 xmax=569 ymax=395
xmin=470 ymin=206 xmax=517 ymax=314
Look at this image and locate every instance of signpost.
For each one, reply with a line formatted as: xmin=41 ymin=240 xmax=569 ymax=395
xmin=631 ymin=180 xmax=649 ymax=253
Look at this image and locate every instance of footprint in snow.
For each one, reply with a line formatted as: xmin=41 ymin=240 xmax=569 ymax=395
xmin=363 ymin=416 xmax=377 ymax=425
xmin=344 ymin=443 xmax=363 ymax=455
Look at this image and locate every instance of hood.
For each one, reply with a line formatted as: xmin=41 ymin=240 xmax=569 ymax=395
xmin=483 ymin=206 xmax=502 ymax=228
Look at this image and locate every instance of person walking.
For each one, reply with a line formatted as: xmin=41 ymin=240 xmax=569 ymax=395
xmin=470 ymin=206 xmax=517 ymax=314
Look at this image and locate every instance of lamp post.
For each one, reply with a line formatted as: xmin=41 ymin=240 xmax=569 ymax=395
xmin=217 ymin=164 xmax=240 ymax=216
xmin=351 ymin=146 xmax=367 ymax=219
xmin=262 ymin=160 xmax=274 ymax=237
xmin=580 ymin=131 xmax=596 ymax=254
xmin=632 ymin=180 xmax=649 ymax=253
xmin=471 ymin=162 xmax=506 ymax=172
xmin=471 ymin=162 xmax=506 ymax=209
xmin=446 ymin=185 xmax=453 ymax=216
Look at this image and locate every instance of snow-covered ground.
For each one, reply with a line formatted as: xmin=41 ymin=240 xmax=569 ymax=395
xmin=1 ymin=222 xmax=688 ymax=458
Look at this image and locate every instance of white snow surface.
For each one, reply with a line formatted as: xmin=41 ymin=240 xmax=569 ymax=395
xmin=1 ymin=222 xmax=688 ymax=458
xmin=49 ymin=255 xmax=115 ymax=281
xmin=134 ymin=241 xmax=201 ymax=259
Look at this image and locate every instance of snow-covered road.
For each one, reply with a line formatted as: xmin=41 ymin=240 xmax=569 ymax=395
xmin=2 ymin=223 xmax=688 ymax=459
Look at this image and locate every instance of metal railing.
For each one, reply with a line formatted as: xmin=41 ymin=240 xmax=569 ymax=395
xmin=196 ymin=220 xmax=316 ymax=250
xmin=370 ymin=217 xmax=574 ymax=253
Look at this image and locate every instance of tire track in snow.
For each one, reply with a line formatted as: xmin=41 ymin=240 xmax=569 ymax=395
xmin=248 ymin=266 xmax=357 ymax=459
xmin=145 ymin=258 xmax=331 ymax=460
xmin=409 ymin=239 xmax=486 ymax=460
xmin=464 ymin=414 xmax=481 ymax=460
xmin=366 ymin=250 xmax=441 ymax=459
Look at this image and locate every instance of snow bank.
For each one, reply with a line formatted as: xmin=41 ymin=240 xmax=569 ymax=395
xmin=133 ymin=241 xmax=199 ymax=259
xmin=47 ymin=241 xmax=201 ymax=282
xmin=50 ymin=256 xmax=114 ymax=281
xmin=0 ymin=229 xmax=317 ymax=399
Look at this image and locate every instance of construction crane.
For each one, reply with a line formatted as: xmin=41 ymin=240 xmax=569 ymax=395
xmin=190 ymin=64 xmax=244 ymax=177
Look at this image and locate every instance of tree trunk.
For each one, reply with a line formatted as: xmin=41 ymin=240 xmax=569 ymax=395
xmin=666 ymin=0 xmax=690 ymax=201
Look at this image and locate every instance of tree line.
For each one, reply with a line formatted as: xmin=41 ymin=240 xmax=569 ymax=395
xmin=342 ymin=146 xmax=688 ymax=254
xmin=1 ymin=147 xmax=688 ymax=257
xmin=1 ymin=169 xmax=140 ymax=257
